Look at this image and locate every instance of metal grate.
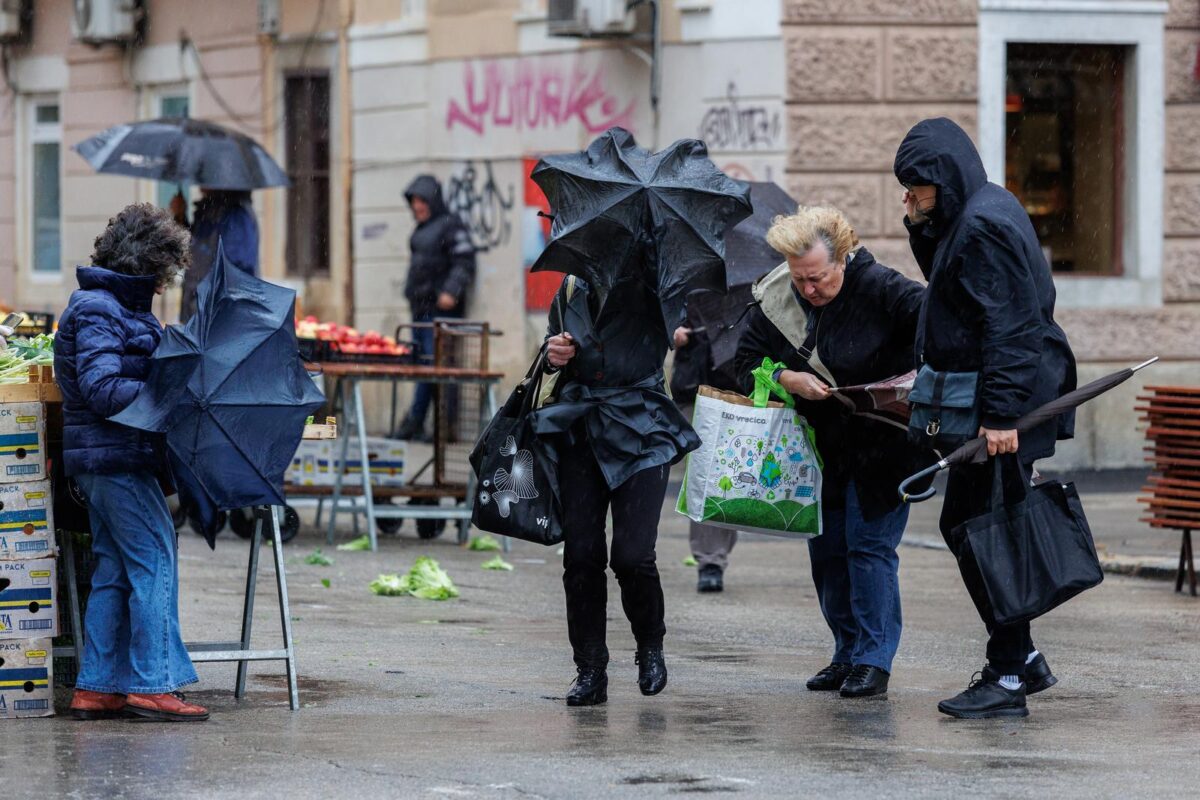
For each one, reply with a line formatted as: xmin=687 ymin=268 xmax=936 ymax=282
xmin=433 ymin=320 xmax=491 ymax=488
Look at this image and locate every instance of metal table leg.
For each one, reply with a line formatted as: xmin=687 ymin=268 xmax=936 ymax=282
xmin=268 ymin=507 xmax=300 ymax=710
xmin=234 ymin=516 xmax=262 ymax=699
xmin=326 ymin=379 xmax=354 ymax=545
xmin=352 ymin=379 xmax=378 ymax=550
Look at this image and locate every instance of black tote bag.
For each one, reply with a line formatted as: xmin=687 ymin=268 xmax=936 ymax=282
xmin=952 ymin=460 xmax=1103 ymax=626
xmin=469 ymin=347 xmax=563 ymax=545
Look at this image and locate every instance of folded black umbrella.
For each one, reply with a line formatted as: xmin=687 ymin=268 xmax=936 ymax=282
xmin=73 ymin=117 xmax=288 ymax=191
xmin=899 ymin=358 xmax=1159 ymax=502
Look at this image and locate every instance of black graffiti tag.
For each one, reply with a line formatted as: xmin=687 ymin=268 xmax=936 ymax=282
xmin=698 ymin=82 xmax=782 ymax=152
xmin=444 ymin=161 xmax=515 ymax=252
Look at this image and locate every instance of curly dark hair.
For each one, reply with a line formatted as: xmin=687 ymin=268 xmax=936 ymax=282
xmin=91 ymin=202 xmax=191 ymax=286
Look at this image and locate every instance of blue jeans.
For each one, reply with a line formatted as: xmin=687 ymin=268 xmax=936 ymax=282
xmin=807 ymin=480 xmax=908 ymax=673
xmin=74 ymin=471 xmax=198 ymax=695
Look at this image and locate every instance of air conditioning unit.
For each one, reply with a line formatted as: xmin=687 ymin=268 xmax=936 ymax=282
xmin=0 ymin=0 xmax=31 ymax=43
xmin=71 ymin=0 xmax=144 ymax=45
xmin=548 ymin=0 xmax=636 ymax=37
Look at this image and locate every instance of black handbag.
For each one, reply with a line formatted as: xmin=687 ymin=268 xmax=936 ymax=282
xmin=469 ymin=347 xmax=563 ymax=545
xmin=908 ymin=364 xmax=981 ymax=451
xmin=951 ymin=459 xmax=1103 ymax=626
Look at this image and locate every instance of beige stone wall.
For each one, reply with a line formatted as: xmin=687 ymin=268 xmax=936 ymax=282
xmin=1163 ymin=3 xmax=1200 ymax=313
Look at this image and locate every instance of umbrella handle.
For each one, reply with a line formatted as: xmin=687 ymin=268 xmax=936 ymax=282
xmin=898 ymin=461 xmax=946 ymax=504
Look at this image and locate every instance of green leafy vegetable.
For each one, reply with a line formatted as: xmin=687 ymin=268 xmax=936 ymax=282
xmin=337 ymin=535 xmax=372 ymax=551
xmin=320 ymin=578 xmax=331 ymax=589
xmin=369 ymin=573 xmax=410 ymax=596
xmin=481 ymin=556 xmax=513 ymax=571
xmin=467 ymin=534 xmax=502 ymax=552
xmin=305 ymin=549 xmax=333 ymax=566
xmin=682 ymin=555 xmax=698 ymax=567
xmin=0 ymin=333 xmax=55 ymax=384
xmin=370 ymin=557 xmax=459 ymax=600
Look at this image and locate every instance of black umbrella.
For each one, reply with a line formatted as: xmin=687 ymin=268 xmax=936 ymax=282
xmin=723 ymin=181 xmax=796 ymax=288
xmin=685 ymin=285 xmax=755 ymax=387
xmin=73 ymin=117 xmax=288 ymax=191
xmin=898 ymin=358 xmax=1159 ymax=503
xmin=112 ymin=243 xmax=324 ymax=546
xmin=530 ymin=127 xmax=752 ymax=333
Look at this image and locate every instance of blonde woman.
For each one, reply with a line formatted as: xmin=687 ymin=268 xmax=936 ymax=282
xmin=735 ymin=206 xmax=926 ymax=699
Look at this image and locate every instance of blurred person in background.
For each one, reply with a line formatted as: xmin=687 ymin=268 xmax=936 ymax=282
xmin=180 ymin=189 xmax=259 ymax=322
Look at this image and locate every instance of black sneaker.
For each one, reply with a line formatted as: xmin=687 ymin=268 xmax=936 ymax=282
xmin=937 ymin=669 xmax=1028 ymax=719
xmin=1025 ymin=652 xmax=1058 ymax=695
xmin=566 ymin=666 xmax=608 ymax=707
xmin=806 ymin=662 xmax=853 ymax=691
xmin=697 ymin=564 xmax=724 ymax=593
xmin=839 ymin=665 xmax=889 ymax=698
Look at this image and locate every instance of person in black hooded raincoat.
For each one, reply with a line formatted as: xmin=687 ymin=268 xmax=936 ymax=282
xmin=395 ymin=175 xmax=477 ymax=440
xmin=894 ymin=117 xmax=1077 ymax=719
xmin=535 ymin=273 xmax=699 ymax=706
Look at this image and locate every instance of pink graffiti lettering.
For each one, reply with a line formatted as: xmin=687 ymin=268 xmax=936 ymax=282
xmin=446 ymin=59 xmax=636 ymax=136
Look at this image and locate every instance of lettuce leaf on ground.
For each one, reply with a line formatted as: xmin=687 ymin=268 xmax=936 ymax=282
xmin=481 ymin=556 xmax=513 ymax=571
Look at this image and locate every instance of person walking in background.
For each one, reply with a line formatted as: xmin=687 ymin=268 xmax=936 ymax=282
xmin=671 ymin=320 xmax=738 ymax=594
xmin=894 ymin=117 xmax=1076 ymax=719
xmin=179 ymin=188 xmax=259 ymax=321
xmin=58 ymin=203 xmax=209 ymax=723
xmin=395 ymin=175 xmax=476 ymax=442
xmin=735 ymin=206 xmax=926 ymax=699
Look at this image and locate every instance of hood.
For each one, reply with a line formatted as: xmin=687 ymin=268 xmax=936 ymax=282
xmin=76 ymin=266 xmax=159 ymax=313
xmin=893 ymin=118 xmax=987 ymax=226
xmin=404 ymin=174 xmax=449 ymax=220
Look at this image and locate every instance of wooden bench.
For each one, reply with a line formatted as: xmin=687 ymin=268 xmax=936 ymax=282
xmin=1138 ymin=385 xmax=1200 ymax=596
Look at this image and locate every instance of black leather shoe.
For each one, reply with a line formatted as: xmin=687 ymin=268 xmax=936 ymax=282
xmin=937 ymin=669 xmax=1028 ymax=719
xmin=840 ymin=665 xmax=889 ymax=698
xmin=806 ymin=662 xmax=853 ymax=691
xmin=566 ymin=667 xmax=608 ymax=707
xmin=1025 ymin=653 xmax=1058 ymax=695
xmin=697 ymin=564 xmax=724 ymax=593
xmin=636 ymin=647 xmax=667 ymax=696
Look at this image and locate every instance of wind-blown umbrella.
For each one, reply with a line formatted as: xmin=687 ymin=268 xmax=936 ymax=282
xmin=898 ymin=358 xmax=1159 ymax=503
xmin=530 ymin=127 xmax=752 ymax=333
xmin=832 ymin=370 xmax=916 ymax=431
xmin=73 ymin=117 xmax=288 ymax=191
xmin=722 ymin=181 xmax=796 ymax=288
xmin=113 ymin=243 xmax=324 ymax=546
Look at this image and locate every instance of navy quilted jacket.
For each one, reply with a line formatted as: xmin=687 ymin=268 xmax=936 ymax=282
xmin=55 ymin=266 xmax=166 ymax=476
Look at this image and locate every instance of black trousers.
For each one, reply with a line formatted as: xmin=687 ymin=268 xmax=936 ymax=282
xmin=560 ymin=446 xmax=669 ymax=669
xmin=939 ymin=455 xmax=1035 ymax=677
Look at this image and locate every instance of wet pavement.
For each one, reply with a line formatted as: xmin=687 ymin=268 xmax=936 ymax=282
xmin=7 ymin=489 xmax=1199 ymax=799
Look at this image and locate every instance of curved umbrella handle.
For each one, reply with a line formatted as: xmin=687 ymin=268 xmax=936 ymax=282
xmin=898 ymin=460 xmax=947 ymax=504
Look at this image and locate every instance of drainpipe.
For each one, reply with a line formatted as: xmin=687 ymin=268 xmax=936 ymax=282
xmin=627 ymin=0 xmax=661 ymax=149
xmin=338 ymin=0 xmax=354 ymax=324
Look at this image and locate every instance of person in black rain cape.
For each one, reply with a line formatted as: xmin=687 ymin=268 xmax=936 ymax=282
xmin=535 ymin=274 xmax=700 ymax=706
xmin=894 ymin=117 xmax=1077 ymax=719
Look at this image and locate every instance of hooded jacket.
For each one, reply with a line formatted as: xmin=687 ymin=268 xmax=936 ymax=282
xmin=894 ymin=118 xmax=1076 ymax=461
xmin=404 ymin=175 xmax=476 ymax=317
xmin=55 ymin=267 xmax=167 ymax=476
xmin=734 ymin=249 xmax=928 ymax=520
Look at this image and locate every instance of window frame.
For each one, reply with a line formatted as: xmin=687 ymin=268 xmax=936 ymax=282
xmin=153 ymin=88 xmax=192 ymax=211
xmin=978 ymin=0 xmax=1168 ymax=308
xmin=283 ymin=70 xmax=332 ymax=279
xmin=27 ymin=95 xmax=63 ymax=278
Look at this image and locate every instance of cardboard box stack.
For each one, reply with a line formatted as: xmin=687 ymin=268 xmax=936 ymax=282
xmin=0 ymin=401 xmax=56 ymax=718
xmin=287 ymin=437 xmax=406 ymax=488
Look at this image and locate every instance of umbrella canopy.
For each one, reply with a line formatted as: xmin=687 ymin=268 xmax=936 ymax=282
xmin=530 ymin=127 xmax=752 ymax=333
xmin=73 ymin=117 xmax=288 ymax=191
xmin=898 ymin=358 xmax=1159 ymax=502
xmin=723 ymin=181 xmax=796 ymax=288
xmin=113 ymin=243 xmax=324 ymax=546
xmin=685 ymin=285 xmax=755 ymax=385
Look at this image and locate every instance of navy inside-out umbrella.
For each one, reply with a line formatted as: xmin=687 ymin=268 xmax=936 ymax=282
xmin=73 ymin=117 xmax=289 ymax=191
xmin=113 ymin=242 xmax=324 ymax=547
xmin=530 ymin=127 xmax=753 ymax=334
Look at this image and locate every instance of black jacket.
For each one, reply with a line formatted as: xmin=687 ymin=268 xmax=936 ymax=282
xmin=894 ymin=118 xmax=1076 ymax=461
xmin=403 ymin=175 xmax=476 ymax=317
xmin=534 ymin=275 xmax=699 ymax=489
xmin=734 ymin=249 xmax=928 ymax=520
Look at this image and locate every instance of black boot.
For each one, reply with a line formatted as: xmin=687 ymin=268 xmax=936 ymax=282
xmin=636 ymin=646 xmax=667 ymax=696
xmin=839 ymin=665 xmax=889 ymax=698
xmin=697 ymin=564 xmax=724 ymax=593
xmin=566 ymin=666 xmax=608 ymax=707
xmin=806 ymin=662 xmax=852 ymax=691
xmin=394 ymin=415 xmax=428 ymax=442
xmin=937 ymin=668 xmax=1028 ymax=719
xmin=1025 ymin=652 xmax=1058 ymax=695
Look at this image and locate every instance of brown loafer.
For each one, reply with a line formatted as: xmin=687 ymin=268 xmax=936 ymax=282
xmin=70 ymin=689 xmax=128 ymax=720
xmin=124 ymin=692 xmax=210 ymax=722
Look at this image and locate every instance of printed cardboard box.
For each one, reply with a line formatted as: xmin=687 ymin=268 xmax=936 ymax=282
xmin=288 ymin=440 xmax=334 ymax=487
xmin=0 ymin=638 xmax=52 ymax=718
xmin=339 ymin=437 xmax=406 ymax=487
xmin=0 ymin=480 xmax=55 ymax=560
xmin=0 ymin=558 xmax=57 ymax=640
xmin=0 ymin=403 xmax=46 ymax=482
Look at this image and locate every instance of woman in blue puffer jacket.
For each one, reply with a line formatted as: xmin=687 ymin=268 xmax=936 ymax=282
xmin=55 ymin=203 xmax=210 ymax=723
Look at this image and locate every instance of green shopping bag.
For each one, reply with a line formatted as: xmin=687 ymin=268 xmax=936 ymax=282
xmin=676 ymin=359 xmax=823 ymax=538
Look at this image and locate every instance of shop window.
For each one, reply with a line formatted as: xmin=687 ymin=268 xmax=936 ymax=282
xmin=31 ymin=100 xmax=61 ymax=274
xmin=1005 ymin=44 xmax=1127 ymax=276
xmin=285 ymin=73 xmax=331 ymax=277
